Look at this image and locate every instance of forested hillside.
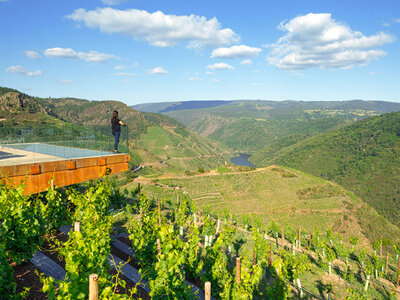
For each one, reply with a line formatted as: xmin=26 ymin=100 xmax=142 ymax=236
xmin=251 ymin=111 xmax=400 ymax=227
xmin=135 ymin=100 xmax=400 ymax=152
xmin=0 ymin=87 xmax=232 ymax=173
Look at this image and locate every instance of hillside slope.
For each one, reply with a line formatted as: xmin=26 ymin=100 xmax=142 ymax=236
xmin=0 ymin=90 xmax=57 ymax=126
xmin=132 ymin=165 xmax=400 ymax=246
xmin=0 ymin=87 xmax=232 ymax=173
xmin=251 ymin=111 xmax=400 ymax=227
xmin=135 ymin=99 xmax=400 ymax=152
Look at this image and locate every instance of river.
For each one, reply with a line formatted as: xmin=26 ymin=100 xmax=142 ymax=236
xmin=230 ymin=153 xmax=254 ymax=167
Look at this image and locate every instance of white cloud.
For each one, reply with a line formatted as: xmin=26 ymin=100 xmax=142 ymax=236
xmin=115 ymin=72 xmax=135 ymax=76
xmin=114 ymin=64 xmax=128 ymax=70
xmin=57 ymin=79 xmax=74 ymax=84
xmin=206 ymin=71 xmax=213 ymax=75
xmin=241 ymin=59 xmax=253 ymax=65
xmin=6 ymin=65 xmax=42 ymax=77
xmin=268 ymin=13 xmax=395 ymax=70
xmin=212 ymin=78 xmax=219 ymax=83
xmin=211 ymin=45 xmax=261 ymax=59
xmin=114 ymin=62 xmax=138 ymax=70
xmin=66 ymin=8 xmax=239 ymax=48
xmin=189 ymin=77 xmax=202 ymax=81
xmin=44 ymin=47 xmax=118 ymax=63
xmin=207 ymin=63 xmax=234 ymax=70
xmin=395 ymin=18 xmax=400 ymax=23
xmin=102 ymin=0 xmax=130 ymax=5
xmin=251 ymin=82 xmax=264 ymax=87
xmin=147 ymin=66 xmax=168 ymax=75
xmin=25 ymin=50 xmax=41 ymax=59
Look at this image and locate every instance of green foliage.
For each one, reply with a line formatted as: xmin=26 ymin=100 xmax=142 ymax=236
xmin=0 ymin=244 xmax=17 ymax=299
xmin=149 ymin=225 xmax=194 ymax=300
xmin=217 ymin=166 xmax=231 ymax=174
xmin=345 ymin=288 xmax=368 ymax=300
xmin=0 ymin=185 xmax=45 ymax=264
xmin=284 ymin=251 xmax=311 ymax=280
xmin=40 ymin=188 xmax=70 ymax=232
xmin=41 ymin=180 xmax=129 ymax=299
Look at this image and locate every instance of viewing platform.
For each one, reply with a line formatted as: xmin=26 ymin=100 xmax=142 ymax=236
xmin=0 ymin=125 xmax=130 ymax=194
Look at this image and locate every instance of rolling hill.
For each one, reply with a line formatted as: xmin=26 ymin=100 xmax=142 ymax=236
xmin=250 ymin=111 xmax=400 ymax=227
xmin=0 ymin=87 xmax=232 ymax=173
xmin=134 ymin=99 xmax=400 ymax=153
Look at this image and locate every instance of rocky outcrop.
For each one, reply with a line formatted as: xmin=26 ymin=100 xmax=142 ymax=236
xmin=0 ymin=92 xmax=55 ymax=116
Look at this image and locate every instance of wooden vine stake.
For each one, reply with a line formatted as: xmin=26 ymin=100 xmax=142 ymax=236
xmin=205 ymin=281 xmax=211 ymax=300
xmin=252 ymin=245 xmax=256 ymax=266
xmin=74 ymin=222 xmax=80 ymax=232
xmin=198 ymin=199 xmax=202 ymax=223
xmin=158 ymin=198 xmax=161 ymax=226
xmin=385 ymin=252 xmax=389 ymax=274
xmin=89 ymin=274 xmax=99 ymax=300
xmin=50 ymin=179 xmax=54 ymax=191
xmin=236 ymin=257 xmax=241 ymax=284
xmin=281 ymin=224 xmax=285 ymax=247
xmin=216 ymin=219 xmax=221 ymax=234
xmin=380 ymin=242 xmax=383 ymax=257
xmin=268 ymin=246 xmax=272 ymax=267
xmin=298 ymin=226 xmax=301 ymax=250
xmin=157 ymin=239 xmax=161 ymax=257
xmin=137 ymin=183 xmax=141 ymax=195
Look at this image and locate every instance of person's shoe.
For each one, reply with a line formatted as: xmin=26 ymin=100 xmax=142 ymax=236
xmin=113 ymin=150 xmax=119 ymax=153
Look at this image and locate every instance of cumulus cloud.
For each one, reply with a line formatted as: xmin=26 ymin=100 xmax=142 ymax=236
xmin=189 ymin=77 xmax=202 ymax=81
xmin=44 ymin=47 xmax=118 ymax=63
xmin=6 ymin=65 xmax=43 ymax=76
xmin=211 ymin=45 xmax=261 ymax=59
xmin=395 ymin=18 xmax=400 ymax=23
xmin=267 ymin=13 xmax=395 ymax=70
xmin=66 ymin=8 xmax=239 ymax=48
xmin=241 ymin=59 xmax=253 ymax=65
xmin=212 ymin=79 xmax=219 ymax=82
xmin=147 ymin=66 xmax=168 ymax=75
xmin=207 ymin=63 xmax=234 ymax=70
xmin=102 ymin=0 xmax=130 ymax=5
xmin=25 ymin=50 xmax=41 ymax=59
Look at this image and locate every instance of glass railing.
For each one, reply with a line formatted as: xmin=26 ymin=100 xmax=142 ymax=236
xmin=0 ymin=124 xmax=130 ymax=162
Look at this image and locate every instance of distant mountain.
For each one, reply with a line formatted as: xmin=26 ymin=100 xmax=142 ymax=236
xmin=251 ymin=111 xmax=400 ymax=227
xmin=134 ymin=99 xmax=400 ymax=152
xmin=133 ymin=100 xmax=232 ymax=113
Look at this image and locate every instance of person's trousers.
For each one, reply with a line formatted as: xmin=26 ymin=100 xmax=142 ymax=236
xmin=113 ymin=131 xmax=120 ymax=151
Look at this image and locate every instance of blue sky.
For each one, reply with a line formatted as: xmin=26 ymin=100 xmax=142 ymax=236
xmin=1 ymin=0 xmax=399 ymax=105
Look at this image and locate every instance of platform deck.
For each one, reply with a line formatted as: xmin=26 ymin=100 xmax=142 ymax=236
xmin=0 ymin=143 xmax=130 ymax=194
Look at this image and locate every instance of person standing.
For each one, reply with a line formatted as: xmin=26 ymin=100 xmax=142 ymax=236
xmin=111 ymin=110 xmax=126 ymax=153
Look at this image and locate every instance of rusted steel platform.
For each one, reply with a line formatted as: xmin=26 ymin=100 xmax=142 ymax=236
xmin=0 ymin=144 xmax=130 ymax=194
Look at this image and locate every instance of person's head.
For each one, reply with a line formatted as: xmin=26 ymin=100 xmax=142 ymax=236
xmin=112 ymin=110 xmax=118 ymax=119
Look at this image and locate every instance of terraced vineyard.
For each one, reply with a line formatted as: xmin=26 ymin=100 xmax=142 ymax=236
xmin=2 ymin=175 xmax=400 ymax=299
xmin=130 ymin=166 xmax=400 ymax=245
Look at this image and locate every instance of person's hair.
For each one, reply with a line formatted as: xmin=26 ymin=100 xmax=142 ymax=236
xmin=112 ymin=110 xmax=118 ymax=120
